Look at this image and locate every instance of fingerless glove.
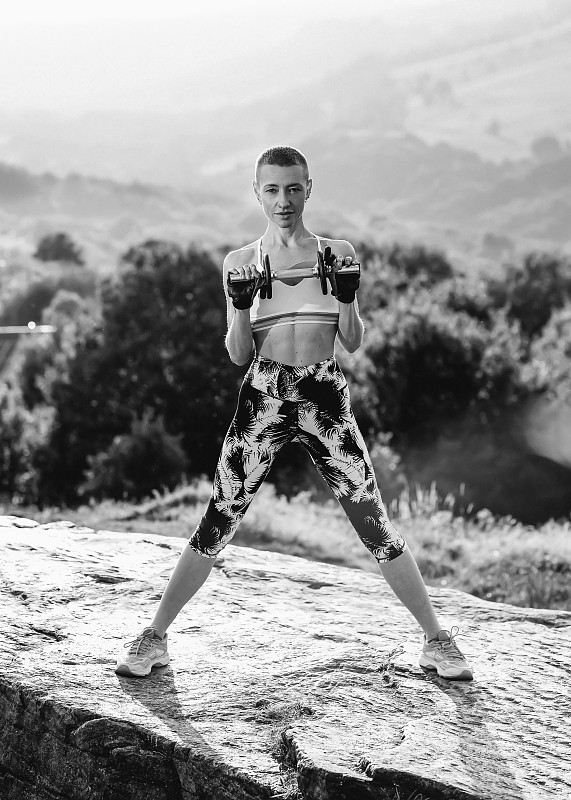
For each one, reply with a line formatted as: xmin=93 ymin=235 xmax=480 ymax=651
xmin=335 ymin=271 xmax=360 ymax=304
xmin=324 ymin=249 xmax=360 ymax=303
xmin=227 ymin=275 xmax=266 ymax=309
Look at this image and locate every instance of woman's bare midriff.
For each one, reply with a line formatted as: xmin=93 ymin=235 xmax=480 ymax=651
xmin=254 ymin=322 xmax=337 ymax=366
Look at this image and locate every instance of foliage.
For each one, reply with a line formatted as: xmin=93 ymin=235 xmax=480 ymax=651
xmin=80 ymin=413 xmax=188 ymax=501
xmin=346 ymin=285 xmax=540 ymax=439
xmin=528 ymin=304 xmax=571 ymax=399
xmin=31 ymin=240 xmax=242 ymax=504
xmin=3 ymin=237 xmax=571 ymax=521
xmin=357 ymin=242 xmax=454 ymax=318
xmin=29 ymin=478 xmax=570 ymax=611
xmin=0 ymin=267 xmax=97 ymax=326
xmin=18 ymin=290 xmax=98 ymax=409
xmin=487 ymin=252 xmax=571 ymax=338
xmin=0 ymin=384 xmax=52 ymax=503
xmin=0 ymin=386 xmax=30 ymax=498
xmin=34 ymin=232 xmax=84 ymax=265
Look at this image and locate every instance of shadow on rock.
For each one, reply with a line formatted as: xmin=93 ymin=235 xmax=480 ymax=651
xmin=426 ymin=676 xmax=525 ymax=800
xmin=116 ymin=665 xmax=221 ymax=761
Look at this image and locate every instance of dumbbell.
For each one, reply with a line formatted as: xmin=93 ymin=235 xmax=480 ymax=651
xmin=228 ymin=246 xmax=360 ymax=299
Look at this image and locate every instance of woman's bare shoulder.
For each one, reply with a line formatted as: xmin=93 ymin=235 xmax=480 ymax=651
xmin=223 ymin=241 xmax=259 ymax=271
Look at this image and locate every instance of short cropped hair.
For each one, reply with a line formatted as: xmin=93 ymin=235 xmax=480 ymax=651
xmin=255 ymin=146 xmax=309 ymax=182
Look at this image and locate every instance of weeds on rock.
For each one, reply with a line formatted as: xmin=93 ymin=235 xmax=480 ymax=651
xmin=256 ymin=700 xmax=313 ymax=800
xmin=376 ymin=644 xmax=405 ymax=688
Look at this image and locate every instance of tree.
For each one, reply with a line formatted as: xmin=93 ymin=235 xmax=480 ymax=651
xmin=501 ymin=253 xmax=571 ymax=339
xmin=33 ymin=241 xmax=242 ymax=504
xmin=344 ymin=287 xmax=540 ymax=442
xmin=357 ymin=241 xmax=454 ymax=318
xmin=34 ymin=232 xmax=84 ymax=265
xmin=0 ymin=269 xmax=97 ymax=327
xmin=80 ymin=413 xmax=188 ymax=501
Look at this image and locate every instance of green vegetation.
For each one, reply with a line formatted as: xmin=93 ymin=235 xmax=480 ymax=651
xmin=34 ymin=232 xmax=85 ymax=266
xmin=1 ymin=232 xmax=570 ymax=612
xmin=3 ymin=478 xmax=569 ymax=612
xmin=1 ymin=234 xmax=571 ymax=528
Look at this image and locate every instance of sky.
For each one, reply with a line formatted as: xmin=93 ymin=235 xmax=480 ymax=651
xmin=1 ymin=0 xmax=437 ymax=25
xmin=0 ymin=0 xmax=449 ymax=115
xmin=0 ymin=0 xmax=549 ymax=116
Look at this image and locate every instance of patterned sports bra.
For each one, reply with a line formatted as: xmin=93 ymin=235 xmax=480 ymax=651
xmin=250 ymin=235 xmax=339 ymax=334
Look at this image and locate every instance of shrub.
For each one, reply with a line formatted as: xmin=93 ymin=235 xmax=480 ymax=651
xmin=0 ymin=268 xmax=97 ymax=326
xmin=528 ymin=304 xmax=571 ymax=399
xmin=80 ymin=414 xmax=188 ymax=501
xmin=345 ymin=287 xmax=540 ymax=439
xmin=34 ymin=232 xmax=84 ymax=265
xmin=488 ymin=252 xmax=571 ymax=339
xmin=357 ymin=241 xmax=455 ymax=318
xmin=33 ymin=240 xmax=242 ymax=504
xmin=18 ymin=290 xmax=98 ymax=409
xmin=0 ymin=384 xmax=52 ymax=503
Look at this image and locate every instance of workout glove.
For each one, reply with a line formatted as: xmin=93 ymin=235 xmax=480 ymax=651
xmin=335 ymin=271 xmax=360 ymax=304
xmin=324 ymin=249 xmax=360 ymax=304
xmin=227 ymin=274 xmax=267 ymax=309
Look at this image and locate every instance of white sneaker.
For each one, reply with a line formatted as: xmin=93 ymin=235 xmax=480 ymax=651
xmin=419 ymin=627 xmax=473 ymax=681
xmin=115 ymin=626 xmax=170 ymax=677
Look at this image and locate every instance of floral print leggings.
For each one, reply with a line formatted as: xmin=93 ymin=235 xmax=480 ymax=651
xmin=188 ymin=355 xmax=406 ymax=564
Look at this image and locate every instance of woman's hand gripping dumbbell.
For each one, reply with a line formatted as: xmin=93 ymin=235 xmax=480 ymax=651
xmin=226 ymin=262 xmax=268 ymax=310
xmin=227 ymin=246 xmax=360 ymax=305
xmin=322 ymin=247 xmax=360 ymax=303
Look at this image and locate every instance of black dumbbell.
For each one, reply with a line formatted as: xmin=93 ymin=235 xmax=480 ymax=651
xmin=228 ymin=247 xmax=360 ymax=298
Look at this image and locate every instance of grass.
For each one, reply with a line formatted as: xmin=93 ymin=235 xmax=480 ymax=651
xmin=3 ymin=479 xmax=571 ymax=612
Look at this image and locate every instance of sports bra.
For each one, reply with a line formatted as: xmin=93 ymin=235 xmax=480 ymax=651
xmin=250 ymin=234 xmax=339 ymax=334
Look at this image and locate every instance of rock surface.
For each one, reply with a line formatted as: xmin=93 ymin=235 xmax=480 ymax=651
xmin=1 ymin=515 xmax=570 ymax=800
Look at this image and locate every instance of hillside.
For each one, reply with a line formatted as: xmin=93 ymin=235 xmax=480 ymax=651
xmin=1 ymin=2 xmax=570 ymax=266
xmin=398 ymin=15 xmax=571 ymax=162
xmin=0 ymin=162 xmax=237 ymax=265
xmin=1 ymin=133 xmax=569 ymax=276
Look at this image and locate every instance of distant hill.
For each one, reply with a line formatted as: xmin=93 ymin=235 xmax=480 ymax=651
xmin=1 ymin=133 xmax=569 ymax=277
xmin=0 ymin=162 xmax=238 ymax=266
xmin=1 ymin=2 xmax=569 ymax=268
xmin=396 ymin=14 xmax=571 ymax=162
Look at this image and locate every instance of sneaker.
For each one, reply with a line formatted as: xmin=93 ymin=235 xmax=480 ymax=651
xmin=115 ymin=626 xmax=170 ymax=677
xmin=419 ymin=627 xmax=473 ymax=681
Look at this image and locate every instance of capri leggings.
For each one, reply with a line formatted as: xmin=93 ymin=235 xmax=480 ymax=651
xmin=188 ymin=355 xmax=406 ymax=564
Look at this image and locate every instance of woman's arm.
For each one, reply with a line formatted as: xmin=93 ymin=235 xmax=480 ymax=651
xmin=331 ymin=240 xmax=364 ymax=353
xmin=223 ymin=251 xmax=257 ymax=366
xmin=337 ymin=296 xmax=364 ymax=353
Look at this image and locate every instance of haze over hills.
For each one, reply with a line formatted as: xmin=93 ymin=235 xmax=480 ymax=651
xmin=0 ymin=0 xmax=570 ymax=267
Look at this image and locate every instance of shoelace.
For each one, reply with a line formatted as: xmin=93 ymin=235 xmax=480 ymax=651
xmin=124 ymin=627 xmax=158 ymax=656
xmin=434 ymin=626 xmax=465 ymax=662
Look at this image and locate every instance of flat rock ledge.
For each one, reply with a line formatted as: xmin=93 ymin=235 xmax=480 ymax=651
xmin=1 ymin=516 xmax=570 ymax=800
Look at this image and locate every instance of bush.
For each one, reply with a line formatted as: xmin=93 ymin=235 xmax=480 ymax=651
xmin=0 ymin=268 xmax=97 ymax=326
xmin=34 ymin=232 xmax=84 ymax=265
xmin=488 ymin=252 xmax=571 ymax=339
xmin=0 ymin=384 xmax=52 ymax=503
xmin=18 ymin=290 xmax=98 ymax=409
xmin=357 ymin=241 xmax=455 ymax=318
xmin=80 ymin=414 xmax=188 ymax=501
xmin=384 ymin=242 xmax=454 ymax=284
xmin=529 ymin=305 xmax=571 ymax=399
xmin=346 ymin=287 xmax=540 ymax=439
xmin=32 ymin=240 xmax=242 ymax=504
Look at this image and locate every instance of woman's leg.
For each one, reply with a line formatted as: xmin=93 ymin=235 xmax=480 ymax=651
xmin=377 ymin=548 xmax=440 ymax=640
xmin=150 ymin=385 xmax=295 ymax=635
xmin=297 ymin=395 xmax=441 ymax=639
xmin=150 ymin=547 xmax=217 ymax=637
